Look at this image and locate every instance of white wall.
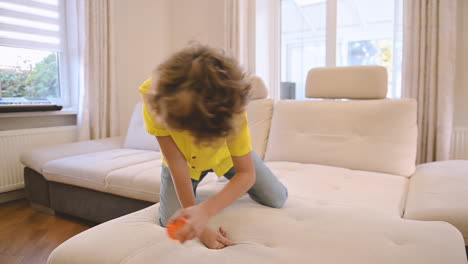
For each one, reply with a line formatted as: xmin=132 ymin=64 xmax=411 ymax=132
xmin=168 ymin=0 xmax=226 ymax=52
xmin=112 ymin=0 xmax=230 ymax=135
xmin=455 ymin=0 xmax=468 ymax=128
xmin=111 ymin=0 xmax=171 ymax=136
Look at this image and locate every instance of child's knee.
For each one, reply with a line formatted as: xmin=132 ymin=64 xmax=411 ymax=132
xmin=270 ymin=188 xmax=288 ymax=208
xmin=250 ymin=186 xmax=288 ymax=208
xmin=159 ymin=217 xmax=167 ymax=227
xmin=158 ymin=206 xmax=172 ymax=227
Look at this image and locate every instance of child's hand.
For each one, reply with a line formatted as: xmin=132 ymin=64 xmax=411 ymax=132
xmin=199 ymin=227 xmax=235 ymax=249
xmin=169 ymin=204 xmax=210 ymax=242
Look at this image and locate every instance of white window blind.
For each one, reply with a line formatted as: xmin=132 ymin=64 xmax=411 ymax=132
xmin=0 ymin=0 xmax=62 ymax=51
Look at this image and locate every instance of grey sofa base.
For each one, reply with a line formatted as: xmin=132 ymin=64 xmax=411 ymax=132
xmin=23 ymin=167 xmax=154 ymax=223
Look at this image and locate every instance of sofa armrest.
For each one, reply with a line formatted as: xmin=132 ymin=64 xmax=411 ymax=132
xmin=404 ymin=160 xmax=468 ymax=244
xmin=20 ymin=136 xmax=123 ymax=174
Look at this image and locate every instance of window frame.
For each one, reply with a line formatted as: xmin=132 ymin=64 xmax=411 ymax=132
xmin=0 ymin=0 xmax=73 ymax=110
xmin=57 ymin=0 xmax=72 ymax=109
xmin=276 ymin=0 xmax=403 ymax=100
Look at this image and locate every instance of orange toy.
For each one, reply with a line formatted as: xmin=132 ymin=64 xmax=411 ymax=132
xmin=167 ymin=218 xmax=187 ymax=241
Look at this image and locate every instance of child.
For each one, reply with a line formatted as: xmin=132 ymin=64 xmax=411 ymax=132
xmin=139 ymin=44 xmax=288 ymax=249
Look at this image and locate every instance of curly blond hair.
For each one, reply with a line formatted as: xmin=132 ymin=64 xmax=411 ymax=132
xmin=146 ymin=44 xmax=251 ymax=144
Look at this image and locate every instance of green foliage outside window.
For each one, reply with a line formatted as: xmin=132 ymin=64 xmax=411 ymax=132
xmin=0 ymin=53 xmax=59 ymax=98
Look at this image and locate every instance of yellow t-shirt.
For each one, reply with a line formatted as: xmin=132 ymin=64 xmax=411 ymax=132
xmin=139 ymin=79 xmax=252 ymax=180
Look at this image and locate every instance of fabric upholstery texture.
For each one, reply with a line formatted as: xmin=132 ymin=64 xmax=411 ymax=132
xmin=306 ymin=66 xmax=388 ymax=99
xmin=266 ymin=162 xmax=408 ymax=216
xmin=40 ymin=155 xmax=410 ymax=215
xmin=106 ymin=160 xmax=162 ymax=202
xmin=265 ymin=99 xmax=417 ymax=177
xmin=49 ymin=181 xmax=153 ymax=223
xmin=48 ymin=174 xmax=467 ymax=264
xmin=24 ymin=167 xmax=50 ymax=207
xmin=249 ymin=75 xmax=268 ymax=100
xmin=42 ymin=149 xmax=161 ymax=194
xmin=246 ymin=99 xmax=273 ymax=159
xmin=20 ymin=136 xmax=122 ymax=174
xmin=404 ymin=160 xmax=468 ymax=244
xmin=123 ymin=102 xmax=160 ymax=151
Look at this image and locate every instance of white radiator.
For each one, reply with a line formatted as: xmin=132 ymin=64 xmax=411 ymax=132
xmin=451 ymin=127 xmax=468 ymax=160
xmin=0 ymin=126 xmax=77 ymax=193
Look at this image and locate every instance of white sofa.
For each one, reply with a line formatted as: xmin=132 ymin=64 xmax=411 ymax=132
xmin=20 ymin=67 xmax=468 ymax=263
xmin=20 ymin=76 xmax=274 ymax=222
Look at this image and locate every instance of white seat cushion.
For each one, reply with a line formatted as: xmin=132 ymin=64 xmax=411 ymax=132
xmin=266 ymin=162 xmax=408 ymax=216
xmin=404 ymin=160 xmax=468 ymax=244
xmin=20 ymin=136 xmax=122 ymax=174
xmin=48 ymin=199 xmax=467 ymax=264
xmin=42 ymin=149 xmax=161 ymax=193
xmin=265 ymin=99 xmax=417 ymax=177
xmin=206 ymin=162 xmax=407 ymax=217
xmin=106 ymin=159 xmax=163 ymax=202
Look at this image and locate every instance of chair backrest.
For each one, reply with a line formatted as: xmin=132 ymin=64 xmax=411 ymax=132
xmin=265 ymin=66 xmax=417 ymax=177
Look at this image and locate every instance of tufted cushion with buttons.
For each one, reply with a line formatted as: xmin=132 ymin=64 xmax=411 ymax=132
xmin=266 ymin=162 xmax=408 ymax=216
xmin=48 ymin=170 xmax=467 ymax=264
xmin=265 ymin=99 xmax=418 ymax=177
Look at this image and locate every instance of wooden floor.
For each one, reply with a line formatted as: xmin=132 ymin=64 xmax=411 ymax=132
xmin=0 ymin=199 xmax=93 ymax=264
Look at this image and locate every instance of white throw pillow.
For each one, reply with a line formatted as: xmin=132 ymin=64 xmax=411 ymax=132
xmin=123 ymin=102 xmax=160 ymax=151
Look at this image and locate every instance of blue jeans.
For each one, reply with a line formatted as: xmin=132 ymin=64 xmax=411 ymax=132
xmin=158 ymin=152 xmax=288 ymax=227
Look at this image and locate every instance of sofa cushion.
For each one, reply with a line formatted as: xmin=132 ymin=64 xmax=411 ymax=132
xmin=42 ymin=149 xmax=161 ymax=193
xmin=246 ymin=99 xmax=273 ymax=159
xmin=306 ymin=66 xmax=388 ymax=99
xmin=266 ymin=162 xmax=408 ymax=216
xmin=106 ymin=160 xmax=163 ymax=203
xmin=48 ymin=199 xmax=467 ymax=264
xmin=265 ymin=99 xmax=417 ymax=177
xmin=249 ymin=75 xmax=268 ymax=100
xmin=123 ymin=102 xmax=160 ymax=151
xmin=404 ymin=160 xmax=468 ymax=244
xmin=20 ymin=136 xmax=122 ymax=174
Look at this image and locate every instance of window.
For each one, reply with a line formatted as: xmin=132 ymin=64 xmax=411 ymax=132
xmin=280 ymin=0 xmax=402 ymax=100
xmin=0 ymin=0 xmax=66 ymax=101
